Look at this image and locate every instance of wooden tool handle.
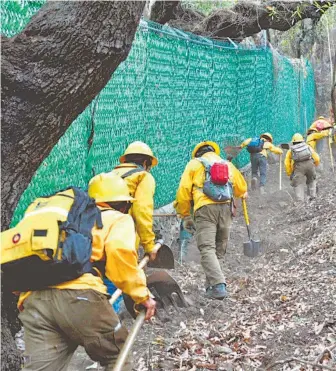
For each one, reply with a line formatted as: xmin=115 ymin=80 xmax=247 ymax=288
xmin=242 ymin=199 xmax=250 ymax=226
xmin=328 ymin=132 xmax=335 ymax=173
xmin=109 ymin=241 xmax=162 ymax=305
xmin=113 ymin=311 xmax=146 ymax=371
xmin=153 ymin=213 xmax=177 ymax=217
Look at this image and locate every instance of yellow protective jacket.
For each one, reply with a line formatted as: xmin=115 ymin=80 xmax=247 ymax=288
xmin=240 ymin=138 xmax=283 ymax=158
xmin=18 ymin=206 xmax=150 ymax=310
xmin=284 ymin=147 xmax=320 ymax=176
xmin=174 ymin=152 xmax=247 ymax=217
xmin=310 ymin=118 xmax=331 ymax=130
xmin=307 ymin=130 xmax=330 ymax=150
xmin=111 ymin=163 xmax=156 ymax=254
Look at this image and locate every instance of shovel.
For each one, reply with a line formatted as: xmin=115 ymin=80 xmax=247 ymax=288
xmin=224 ymin=145 xmax=242 ymax=161
xmin=109 ymin=240 xmax=174 ymax=306
xmin=87 ymin=242 xmax=175 ymax=371
xmin=242 ymin=199 xmax=260 ymax=258
xmin=113 ymin=271 xmax=188 ymax=371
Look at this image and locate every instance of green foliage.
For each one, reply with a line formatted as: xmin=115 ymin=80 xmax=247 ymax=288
xmin=182 ymin=0 xmax=236 ymax=15
xmin=313 ymin=1 xmax=334 ymax=14
xmin=266 ymin=6 xmax=278 ymax=20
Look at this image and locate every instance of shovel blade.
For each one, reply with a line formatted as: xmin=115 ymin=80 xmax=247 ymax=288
xmin=123 ymin=271 xmax=187 ymax=318
xmin=243 ymin=239 xmax=260 ymax=258
xmin=147 ymin=244 xmax=175 ymax=269
xmin=280 ymin=143 xmax=290 ymax=150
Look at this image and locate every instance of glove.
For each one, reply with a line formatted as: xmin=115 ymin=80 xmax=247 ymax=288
xmin=182 ymin=216 xmax=196 ymax=234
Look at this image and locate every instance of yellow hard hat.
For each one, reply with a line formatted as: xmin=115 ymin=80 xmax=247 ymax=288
xmin=120 ymin=141 xmax=158 ymax=167
xmin=191 ymin=141 xmax=220 ymax=158
xmin=88 ymin=173 xmax=134 ymax=203
xmin=291 ymin=133 xmax=304 ymax=143
xmin=260 ymin=132 xmax=273 ymax=143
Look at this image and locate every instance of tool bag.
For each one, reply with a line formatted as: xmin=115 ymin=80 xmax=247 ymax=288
xmin=197 ymin=158 xmax=233 ymax=202
xmin=247 ymin=137 xmax=264 ymax=153
xmin=1 ymin=188 xmax=103 ymax=292
xmin=291 ymin=142 xmax=312 ymax=162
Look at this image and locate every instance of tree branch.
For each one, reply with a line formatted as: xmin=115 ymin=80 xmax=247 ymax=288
xmin=154 ymin=1 xmax=336 ymax=41
xmin=150 ymin=0 xmax=180 ymax=24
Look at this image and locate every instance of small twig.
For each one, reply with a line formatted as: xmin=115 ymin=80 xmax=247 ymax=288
xmin=153 ymin=213 xmax=178 ymax=217
xmin=285 ymin=190 xmax=294 ymax=202
xmin=265 ymin=357 xmax=335 ymax=370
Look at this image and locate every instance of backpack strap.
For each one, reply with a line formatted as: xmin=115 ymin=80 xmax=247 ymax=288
xmin=120 ymin=165 xmax=145 ymax=179
xmin=196 ymin=157 xmax=211 ymax=180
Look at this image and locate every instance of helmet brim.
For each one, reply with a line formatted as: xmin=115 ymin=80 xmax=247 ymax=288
xmin=95 ymin=195 xmax=135 ymax=203
xmin=119 ymin=154 xmax=158 ymax=167
xmin=192 ymin=141 xmax=220 ymax=158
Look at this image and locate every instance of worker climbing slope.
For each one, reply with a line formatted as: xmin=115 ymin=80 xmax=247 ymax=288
xmin=174 ymin=141 xmax=247 ymax=300
xmin=306 ymin=126 xmax=329 ymax=150
xmin=111 ymin=141 xmax=158 ymax=260
xmin=4 ymin=173 xmax=156 ymax=371
xmin=240 ymin=133 xmax=283 ymax=194
xmin=285 ymin=133 xmax=320 ymax=202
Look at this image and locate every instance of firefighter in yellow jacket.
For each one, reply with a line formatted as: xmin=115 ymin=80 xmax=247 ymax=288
xmin=18 ymin=173 xmax=156 ymax=371
xmin=285 ymin=134 xmax=320 ymax=202
xmin=240 ymin=133 xmax=283 ymax=194
xmin=306 ymin=127 xmax=330 ymax=150
xmin=175 ymin=141 xmax=247 ymax=300
xmin=111 ymin=141 xmax=158 ymax=260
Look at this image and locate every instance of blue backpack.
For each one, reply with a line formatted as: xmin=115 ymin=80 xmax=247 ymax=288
xmin=247 ymin=137 xmax=264 ymax=153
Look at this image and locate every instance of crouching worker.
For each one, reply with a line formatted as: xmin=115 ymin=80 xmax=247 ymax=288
xmin=2 ymin=173 xmax=156 ymax=371
xmin=174 ymin=141 xmax=247 ymax=300
xmin=240 ymin=133 xmax=283 ymax=194
xmin=285 ymin=134 xmax=320 ymax=202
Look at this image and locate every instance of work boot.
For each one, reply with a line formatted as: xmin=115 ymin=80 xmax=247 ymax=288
xmin=294 ymin=184 xmax=305 ymax=202
xmin=205 ymin=283 xmax=228 ymax=300
xmin=308 ymin=180 xmax=317 ymax=199
xmin=259 ymin=186 xmax=266 ymax=195
xmin=251 ymin=177 xmax=258 ymax=190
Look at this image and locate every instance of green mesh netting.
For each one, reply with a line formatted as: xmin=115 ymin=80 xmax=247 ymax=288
xmin=1 ymin=1 xmax=315 ymax=226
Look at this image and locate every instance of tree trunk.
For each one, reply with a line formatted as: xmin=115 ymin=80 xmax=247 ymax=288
xmin=1 ymin=1 xmax=145 ymax=369
xmin=1 ymin=0 xmax=145 ymax=230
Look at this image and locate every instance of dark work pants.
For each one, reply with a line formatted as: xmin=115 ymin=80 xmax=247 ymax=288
xmin=250 ymin=153 xmax=267 ymax=186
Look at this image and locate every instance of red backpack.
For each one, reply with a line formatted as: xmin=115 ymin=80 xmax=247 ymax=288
xmin=196 ymin=158 xmax=232 ymax=202
xmin=210 ymin=162 xmax=230 ymax=185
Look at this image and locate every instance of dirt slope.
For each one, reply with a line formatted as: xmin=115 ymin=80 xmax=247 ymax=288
xmin=27 ymin=161 xmax=335 ymax=371
xmin=127 ymin=164 xmax=336 ymax=371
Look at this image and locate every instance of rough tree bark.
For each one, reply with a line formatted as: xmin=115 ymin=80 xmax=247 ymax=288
xmin=150 ymin=1 xmax=335 ymax=41
xmin=1 ymin=1 xmax=145 ymax=370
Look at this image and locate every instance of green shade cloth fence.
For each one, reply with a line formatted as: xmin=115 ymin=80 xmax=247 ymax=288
xmin=1 ymin=1 xmax=315 ymax=226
